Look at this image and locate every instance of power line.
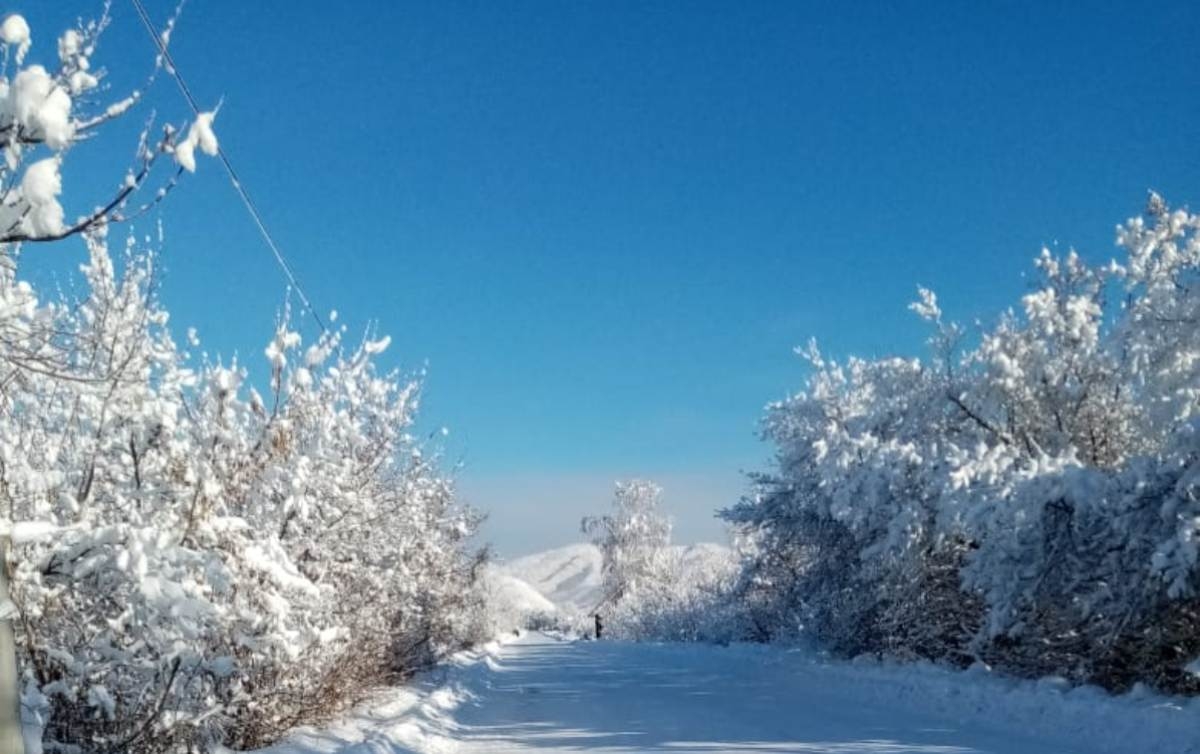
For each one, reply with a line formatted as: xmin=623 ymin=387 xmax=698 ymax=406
xmin=128 ymin=0 xmax=328 ymax=333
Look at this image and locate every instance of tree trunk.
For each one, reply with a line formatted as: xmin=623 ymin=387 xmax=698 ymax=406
xmin=0 ymin=538 xmax=26 ymax=754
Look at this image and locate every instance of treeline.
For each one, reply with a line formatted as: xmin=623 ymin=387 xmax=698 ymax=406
xmin=1 ymin=11 xmax=489 ymax=752
xmin=594 ymin=197 xmax=1200 ymax=695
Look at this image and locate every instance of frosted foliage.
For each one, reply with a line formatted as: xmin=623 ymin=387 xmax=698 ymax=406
xmin=723 ymin=197 xmax=1200 ymax=693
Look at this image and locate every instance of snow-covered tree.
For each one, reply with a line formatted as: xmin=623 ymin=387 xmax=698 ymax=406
xmin=582 ymin=480 xmax=672 ymax=613
xmin=724 ymin=195 xmax=1200 ymax=693
xmin=580 ymin=481 xmax=740 ymax=642
xmin=0 ymin=10 xmax=487 ymax=752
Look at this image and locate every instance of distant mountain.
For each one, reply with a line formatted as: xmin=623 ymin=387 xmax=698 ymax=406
xmin=499 ymin=542 xmax=732 ymax=615
xmin=482 ymin=567 xmax=558 ymax=614
xmin=502 ymin=543 xmax=605 ymax=614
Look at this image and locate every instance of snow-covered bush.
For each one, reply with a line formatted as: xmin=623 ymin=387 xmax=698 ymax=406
xmin=725 ymin=196 xmax=1200 ymax=693
xmin=613 ymin=543 xmax=741 ymax=643
xmin=5 ymin=245 xmax=483 ymax=752
xmin=0 ymin=10 xmax=485 ymax=752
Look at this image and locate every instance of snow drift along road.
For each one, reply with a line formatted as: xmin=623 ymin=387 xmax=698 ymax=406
xmin=252 ymin=632 xmax=1198 ymax=754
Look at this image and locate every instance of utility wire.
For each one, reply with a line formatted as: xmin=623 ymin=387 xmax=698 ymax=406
xmin=129 ymin=0 xmax=328 ymax=333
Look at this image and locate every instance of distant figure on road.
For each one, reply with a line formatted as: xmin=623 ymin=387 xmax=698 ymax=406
xmin=594 ymin=613 xmax=603 ymax=640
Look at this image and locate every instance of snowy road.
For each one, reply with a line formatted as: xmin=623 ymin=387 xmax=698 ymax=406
xmin=262 ymin=632 xmax=1195 ymax=754
xmin=445 ymin=634 xmax=1063 ymax=754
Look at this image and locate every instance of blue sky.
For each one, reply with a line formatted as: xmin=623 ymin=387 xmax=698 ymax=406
xmin=25 ymin=1 xmax=1200 ymax=555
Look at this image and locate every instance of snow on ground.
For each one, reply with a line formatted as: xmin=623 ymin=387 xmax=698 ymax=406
xmin=500 ymin=543 xmax=731 ymax=615
xmin=246 ymin=632 xmax=1200 ymax=754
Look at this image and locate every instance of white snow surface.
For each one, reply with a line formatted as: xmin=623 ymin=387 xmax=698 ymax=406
xmin=174 ymin=111 xmax=219 ymax=172
xmin=1 ymin=14 xmax=30 ymax=62
xmin=244 ymin=632 xmax=1199 ymax=754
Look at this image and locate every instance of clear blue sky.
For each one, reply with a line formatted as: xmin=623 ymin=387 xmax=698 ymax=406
xmin=26 ymin=1 xmax=1200 ymax=555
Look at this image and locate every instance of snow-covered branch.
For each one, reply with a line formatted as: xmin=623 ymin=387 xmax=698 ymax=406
xmin=0 ymin=10 xmax=217 ymax=246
